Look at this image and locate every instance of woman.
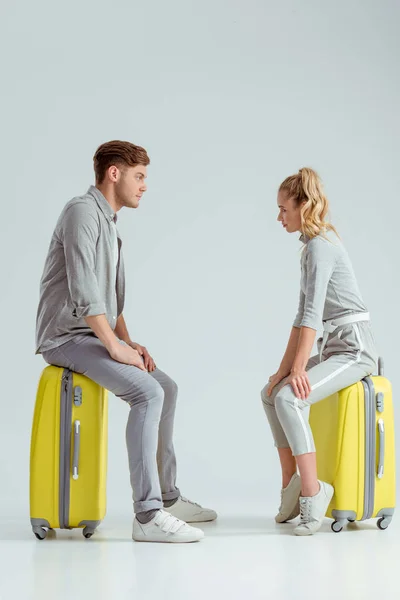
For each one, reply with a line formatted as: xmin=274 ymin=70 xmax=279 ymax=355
xmin=261 ymin=168 xmax=378 ymax=536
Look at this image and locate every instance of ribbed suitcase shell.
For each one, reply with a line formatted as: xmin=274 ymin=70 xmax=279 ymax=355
xmin=310 ymin=368 xmax=395 ymax=532
xmin=30 ymin=365 xmax=108 ymax=539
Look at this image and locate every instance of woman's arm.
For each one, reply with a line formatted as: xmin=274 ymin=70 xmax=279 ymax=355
xmin=286 ymin=239 xmax=335 ymax=399
xmin=291 ymin=326 xmax=316 ymax=373
xmin=277 ymin=326 xmax=301 ymax=376
xmin=277 ymin=283 xmax=306 ymax=376
xmin=286 ymin=326 xmax=316 ymax=401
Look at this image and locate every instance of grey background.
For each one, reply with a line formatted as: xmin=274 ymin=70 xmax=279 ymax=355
xmin=1 ymin=0 xmax=399 ymax=520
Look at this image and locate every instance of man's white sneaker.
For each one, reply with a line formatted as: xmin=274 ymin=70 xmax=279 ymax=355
xmin=275 ymin=473 xmax=301 ymax=523
xmin=293 ymin=480 xmax=334 ymax=536
xmin=132 ymin=510 xmax=204 ymax=543
xmin=164 ymin=496 xmax=217 ymax=523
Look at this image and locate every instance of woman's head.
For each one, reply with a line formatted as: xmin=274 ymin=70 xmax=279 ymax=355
xmin=277 ymin=167 xmax=338 ymax=240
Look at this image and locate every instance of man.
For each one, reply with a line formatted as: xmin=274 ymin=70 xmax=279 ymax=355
xmin=36 ymin=140 xmax=217 ymax=543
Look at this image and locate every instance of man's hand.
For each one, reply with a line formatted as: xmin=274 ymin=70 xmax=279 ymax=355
xmin=109 ymin=343 xmax=147 ymax=371
xmin=129 ymin=342 xmax=157 ymax=372
xmin=287 ymin=369 xmax=312 ymax=401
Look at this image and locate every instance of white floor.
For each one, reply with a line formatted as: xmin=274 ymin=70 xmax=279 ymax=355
xmin=0 ymin=513 xmax=398 ymax=600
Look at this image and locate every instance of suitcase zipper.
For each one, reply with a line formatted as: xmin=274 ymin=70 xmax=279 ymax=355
xmin=361 ymin=377 xmax=376 ymax=520
xmin=59 ymin=370 xmax=73 ymax=529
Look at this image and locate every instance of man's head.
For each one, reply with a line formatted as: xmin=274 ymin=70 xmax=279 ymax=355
xmin=93 ymin=140 xmax=150 ymax=210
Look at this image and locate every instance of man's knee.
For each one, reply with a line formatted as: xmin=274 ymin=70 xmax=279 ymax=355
xmin=164 ymin=377 xmax=178 ymax=398
xmin=125 ymin=377 xmax=165 ymax=408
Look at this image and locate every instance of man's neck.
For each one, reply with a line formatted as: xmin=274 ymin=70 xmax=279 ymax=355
xmin=95 ymin=183 xmax=121 ymax=213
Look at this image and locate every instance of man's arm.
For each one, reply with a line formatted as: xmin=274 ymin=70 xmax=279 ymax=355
xmin=85 ymin=315 xmax=121 ymax=353
xmin=62 ymin=203 xmax=106 ymax=319
xmin=114 ymin=313 xmax=131 ymax=344
xmin=114 ymin=314 xmax=156 ymax=372
xmin=61 ymin=204 xmax=145 ymax=370
xmin=85 ymin=315 xmax=146 ymax=371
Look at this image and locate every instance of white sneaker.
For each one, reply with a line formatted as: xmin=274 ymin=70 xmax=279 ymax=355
xmin=164 ymin=496 xmax=217 ymax=523
xmin=293 ymin=480 xmax=334 ymax=536
xmin=132 ymin=510 xmax=204 ymax=543
xmin=275 ymin=473 xmax=301 ymax=523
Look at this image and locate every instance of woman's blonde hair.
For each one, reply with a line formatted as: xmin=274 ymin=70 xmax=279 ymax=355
xmin=279 ymin=168 xmax=339 ymax=241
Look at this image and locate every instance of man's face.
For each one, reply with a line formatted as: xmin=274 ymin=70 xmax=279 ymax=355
xmin=115 ymin=164 xmax=148 ymax=209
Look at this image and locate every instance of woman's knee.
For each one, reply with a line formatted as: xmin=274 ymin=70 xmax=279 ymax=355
xmin=261 ymin=384 xmax=271 ymax=405
xmin=275 ymin=385 xmax=296 ymax=415
xmin=261 ymin=382 xmax=280 ymax=407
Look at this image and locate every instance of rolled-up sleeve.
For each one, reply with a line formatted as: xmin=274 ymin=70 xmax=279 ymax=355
xmin=61 ymin=202 xmax=106 ymax=318
xmin=300 ymin=240 xmax=336 ymax=330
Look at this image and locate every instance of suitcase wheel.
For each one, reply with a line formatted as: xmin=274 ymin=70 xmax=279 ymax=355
xmin=331 ymin=521 xmax=344 ymax=533
xmin=377 ymin=517 xmax=391 ymax=531
xmin=33 ymin=526 xmax=47 ymax=540
xmin=83 ymin=526 xmax=95 ymax=539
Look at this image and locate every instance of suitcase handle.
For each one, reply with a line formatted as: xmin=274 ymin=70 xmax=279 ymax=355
xmin=72 ymin=420 xmax=80 ymax=480
xmin=377 ymin=418 xmax=384 ymax=479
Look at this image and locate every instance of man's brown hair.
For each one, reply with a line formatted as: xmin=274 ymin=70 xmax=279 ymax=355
xmin=93 ymin=140 xmax=150 ymax=184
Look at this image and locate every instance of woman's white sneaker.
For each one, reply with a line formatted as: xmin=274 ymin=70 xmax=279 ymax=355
xmin=275 ymin=473 xmax=301 ymax=523
xmin=164 ymin=496 xmax=217 ymax=523
xmin=132 ymin=510 xmax=204 ymax=543
xmin=293 ymin=480 xmax=334 ymax=536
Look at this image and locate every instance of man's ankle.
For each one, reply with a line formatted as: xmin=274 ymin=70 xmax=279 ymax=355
xmin=136 ymin=509 xmax=160 ymax=524
xmin=163 ymin=497 xmax=179 ymax=508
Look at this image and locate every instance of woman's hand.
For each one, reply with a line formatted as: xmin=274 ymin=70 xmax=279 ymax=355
xmin=287 ymin=369 xmax=312 ymax=400
xmin=266 ymin=371 xmax=288 ymax=397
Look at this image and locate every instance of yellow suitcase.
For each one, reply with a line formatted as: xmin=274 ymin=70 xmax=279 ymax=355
xmin=30 ymin=365 xmax=108 ymax=540
xmin=310 ymin=358 xmax=395 ymax=532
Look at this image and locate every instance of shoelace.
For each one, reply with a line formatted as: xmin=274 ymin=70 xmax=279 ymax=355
xmin=299 ymin=499 xmax=311 ymax=524
xmin=155 ymin=511 xmax=185 ymax=535
xmin=180 ymin=496 xmax=201 ymax=508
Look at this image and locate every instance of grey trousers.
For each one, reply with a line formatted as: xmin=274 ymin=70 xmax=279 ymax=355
xmin=42 ymin=334 xmax=180 ymax=514
xmin=261 ymin=322 xmax=378 ymax=456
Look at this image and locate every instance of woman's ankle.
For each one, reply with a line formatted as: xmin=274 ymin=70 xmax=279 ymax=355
xmin=282 ymin=471 xmax=297 ymax=489
xmin=301 ymin=481 xmax=320 ymax=497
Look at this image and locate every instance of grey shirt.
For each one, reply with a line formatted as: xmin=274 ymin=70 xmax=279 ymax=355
xmin=35 ymin=186 xmax=125 ymax=354
xmin=293 ymin=229 xmax=368 ymax=330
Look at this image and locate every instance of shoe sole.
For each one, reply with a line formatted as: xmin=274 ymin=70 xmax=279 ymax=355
xmin=164 ymin=510 xmax=218 ymax=523
xmin=132 ymin=535 xmax=204 ymax=543
xmin=275 ymin=498 xmax=301 ymax=523
xmin=184 ymin=516 xmax=218 ymax=523
xmin=275 ymin=492 xmax=300 ymax=524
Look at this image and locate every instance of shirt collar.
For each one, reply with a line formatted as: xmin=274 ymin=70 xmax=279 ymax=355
xmin=87 ymin=185 xmax=118 ymax=223
xmin=299 ymin=232 xmax=310 ymax=244
xmin=299 ymin=228 xmax=327 ymax=244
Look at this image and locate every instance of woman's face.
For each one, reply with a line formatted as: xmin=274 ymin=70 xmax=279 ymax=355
xmin=277 ymin=191 xmax=303 ymax=233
